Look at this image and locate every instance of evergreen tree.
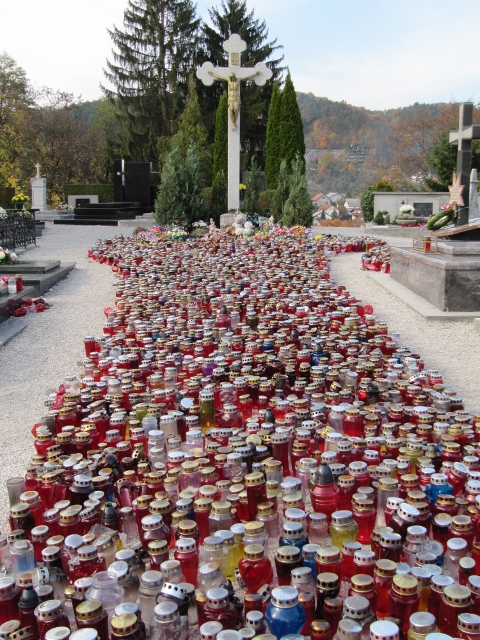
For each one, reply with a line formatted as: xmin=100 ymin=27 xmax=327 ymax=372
xmin=211 ymin=171 xmax=228 ymax=224
xmin=174 ymin=76 xmax=211 ymax=184
xmin=282 ymin=155 xmax=313 ymax=227
xmin=279 ymin=73 xmax=305 ymax=172
xmin=243 ymin=156 xmax=261 ymax=217
xmin=103 ymin=0 xmax=201 ymax=164
xmin=183 ymin=145 xmax=206 ymax=229
xmin=154 ymin=143 xmax=186 ymax=225
xmin=265 ymin=81 xmax=283 ymax=189
xmin=425 ymin=129 xmax=480 ymax=191
xmin=271 ymin=158 xmax=289 ymax=222
xmin=200 ymin=0 xmax=284 ymax=164
xmin=213 ymin=91 xmax=228 ymax=179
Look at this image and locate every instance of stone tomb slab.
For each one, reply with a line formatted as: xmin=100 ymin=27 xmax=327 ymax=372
xmin=390 ymin=246 xmax=480 ymax=311
xmin=0 ymin=260 xmax=60 ymax=274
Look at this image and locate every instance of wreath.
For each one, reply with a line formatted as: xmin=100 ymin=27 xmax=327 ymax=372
xmin=427 ymin=206 xmax=455 ymax=231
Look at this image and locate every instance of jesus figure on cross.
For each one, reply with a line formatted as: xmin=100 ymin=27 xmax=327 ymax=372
xmin=208 ymin=70 xmax=261 ymax=130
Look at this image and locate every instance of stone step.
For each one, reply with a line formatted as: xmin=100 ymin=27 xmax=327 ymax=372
xmin=0 ymin=263 xmax=76 ymax=322
xmin=0 ymin=286 xmax=37 ymax=322
xmin=20 ymin=263 xmax=76 ymax=296
xmin=53 ymin=219 xmax=119 ymax=226
xmin=0 ymin=260 xmax=61 ymax=274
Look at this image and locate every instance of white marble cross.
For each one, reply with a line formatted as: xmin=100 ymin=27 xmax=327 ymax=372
xmin=35 ymin=163 xmax=41 ymax=178
xmin=197 ymin=34 xmax=272 ymax=211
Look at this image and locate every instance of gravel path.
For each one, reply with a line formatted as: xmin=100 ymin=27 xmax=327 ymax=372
xmin=1 ymin=223 xmax=479 ymax=535
xmin=0 ymin=223 xmax=118 ymax=531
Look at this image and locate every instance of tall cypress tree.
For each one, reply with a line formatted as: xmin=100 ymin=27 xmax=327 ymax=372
xmin=200 ymin=0 xmax=284 ymax=165
xmin=279 ymin=72 xmax=305 ymax=172
xmin=213 ymin=91 xmax=228 ymax=180
xmin=154 ymin=143 xmax=185 ymax=225
xmin=174 ymin=76 xmax=211 ymax=184
xmin=271 ymin=158 xmax=289 ymax=222
xmin=211 ymin=171 xmax=228 ymax=224
xmin=243 ymin=156 xmax=261 ymax=217
xmin=282 ymin=155 xmax=313 ymax=227
xmin=265 ymin=81 xmax=283 ymax=189
xmin=103 ymin=0 xmax=200 ymax=164
xmin=183 ymin=145 xmax=206 ymax=229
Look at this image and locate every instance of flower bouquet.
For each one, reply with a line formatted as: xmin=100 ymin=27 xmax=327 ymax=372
xmin=0 ymin=246 xmax=18 ymax=265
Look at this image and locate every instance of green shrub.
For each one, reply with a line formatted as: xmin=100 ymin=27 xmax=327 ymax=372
xmin=202 ymin=187 xmax=213 ymax=210
xmin=374 ymin=211 xmax=385 ymax=225
xmin=63 ymin=184 xmax=115 ymax=203
xmin=259 ymin=189 xmax=275 ymax=213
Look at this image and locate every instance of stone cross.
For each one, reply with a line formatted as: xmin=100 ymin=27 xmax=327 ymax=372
xmin=196 ymin=34 xmax=272 ymax=211
xmin=449 ymin=103 xmax=480 ymax=225
xmin=35 ymin=163 xmax=41 ymax=178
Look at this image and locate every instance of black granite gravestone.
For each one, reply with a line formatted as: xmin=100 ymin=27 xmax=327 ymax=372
xmin=124 ymin=162 xmax=152 ymax=207
xmin=55 ymin=159 xmax=153 ymax=226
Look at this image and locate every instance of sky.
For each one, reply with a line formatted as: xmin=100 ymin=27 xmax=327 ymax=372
xmin=2 ymin=0 xmax=480 ymax=111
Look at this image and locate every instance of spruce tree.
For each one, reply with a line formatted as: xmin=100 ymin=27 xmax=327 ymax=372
xmin=282 ymin=155 xmax=313 ymax=227
xmin=271 ymin=159 xmax=289 ymax=222
xmin=243 ymin=157 xmax=262 ymax=217
xmin=174 ymin=76 xmax=211 ymax=184
xmin=200 ymin=0 xmax=284 ymax=165
xmin=265 ymin=81 xmax=283 ymax=189
xmin=103 ymin=0 xmax=201 ymax=164
xmin=183 ymin=145 xmax=206 ymax=229
xmin=154 ymin=143 xmax=186 ymax=225
xmin=211 ymin=171 xmax=228 ymax=224
xmin=213 ymin=91 xmax=228 ymax=179
xmin=279 ymin=73 xmax=306 ymax=172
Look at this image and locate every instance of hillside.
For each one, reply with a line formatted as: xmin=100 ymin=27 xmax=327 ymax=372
xmin=297 ymin=92 xmax=452 ymax=196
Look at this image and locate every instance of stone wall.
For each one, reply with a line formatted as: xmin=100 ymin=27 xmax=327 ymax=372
xmin=374 ymin=192 xmax=450 ymax=220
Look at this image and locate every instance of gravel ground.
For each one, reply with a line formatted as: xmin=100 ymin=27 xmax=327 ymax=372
xmin=1 ymin=223 xmax=479 ymax=537
xmin=0 ymin=223 xmax=118 ymax=532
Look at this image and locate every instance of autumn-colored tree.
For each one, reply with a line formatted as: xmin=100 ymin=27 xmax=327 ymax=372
xmin=0 ymin=53 xmax=32 ymax=188
xmin=20 ymin=90 xmax=103 ymax=203
xmin=387 ymin=102 xmax=461 ymax=181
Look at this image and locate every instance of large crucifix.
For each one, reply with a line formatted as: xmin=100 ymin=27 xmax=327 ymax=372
xmin=449 ymin=102 xmax=480 ymax=226
xmin=196 ymin=34 xmax=273 ymax=211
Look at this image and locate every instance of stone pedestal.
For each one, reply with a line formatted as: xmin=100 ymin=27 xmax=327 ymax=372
xmin=220 ymin=213 xmax=235 ymax=227
xmin=390 ymin=243 xmax=480 ymax=311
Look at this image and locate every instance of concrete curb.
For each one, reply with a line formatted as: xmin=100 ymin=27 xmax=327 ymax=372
xmin=0 ymin=317 xmax=29 ymax=348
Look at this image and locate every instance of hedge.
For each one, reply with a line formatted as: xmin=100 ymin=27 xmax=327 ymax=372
xmin=63 ymin=184 xmax=115 ymax=203
xmin=0 ymin=187 xmax=15 ymax=208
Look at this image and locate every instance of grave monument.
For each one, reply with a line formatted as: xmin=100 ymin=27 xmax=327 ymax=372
xmin=54 ymin=161 xmax=153 ymax=226
xmin=30 ymin=164 xmax=47 ymax=212
xmin=197 ymin=34 xmax=272 ymax=212
xmin=390 ymin=103 xmax=480 ymax=311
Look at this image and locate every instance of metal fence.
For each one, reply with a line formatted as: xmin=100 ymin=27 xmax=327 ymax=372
xmin=0 ymin=210 xmax=36 ymax=250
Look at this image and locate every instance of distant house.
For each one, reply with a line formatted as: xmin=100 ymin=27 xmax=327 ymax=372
xmin=345 ymin=198 xmax=361 ymax=211
xmin=327 ymin=192 xmax=343 ymax=204
xmin=314 ymin=203 xmax=338 ymax=220
xmin=312 ymin=192 xmax=330 ymax=208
